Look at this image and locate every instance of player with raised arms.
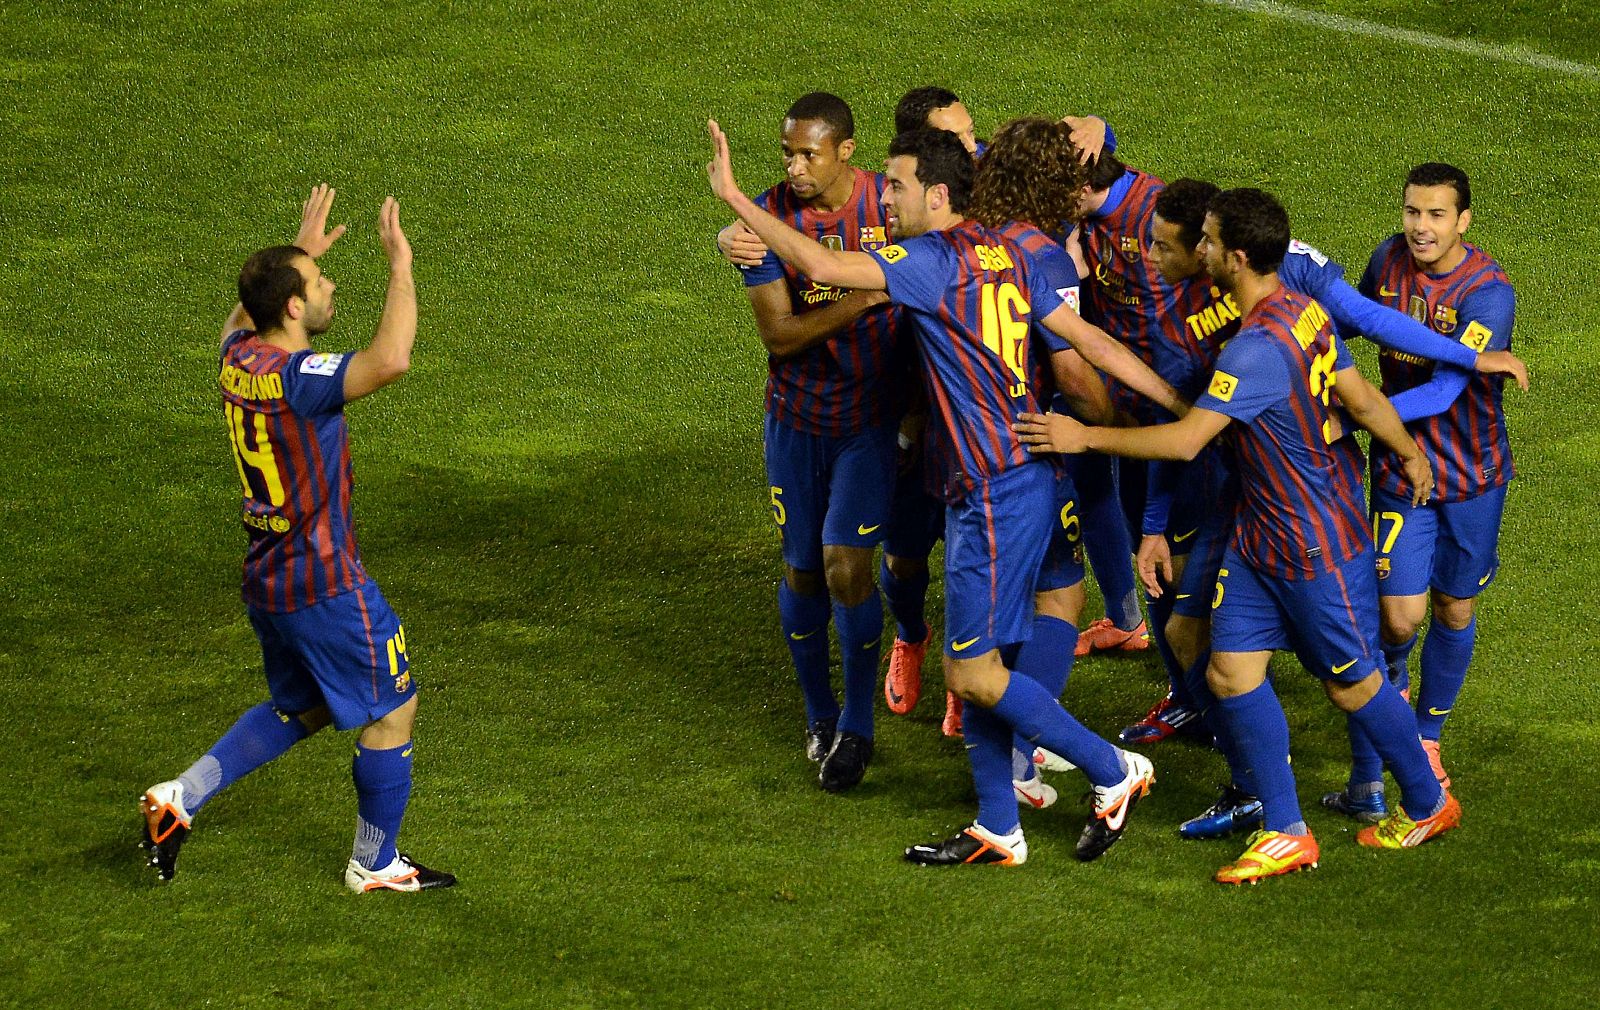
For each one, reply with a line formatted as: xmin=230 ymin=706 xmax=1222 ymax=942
xmin=139 ymin=185 xmax=454 ymax=892
xmin=1326 ymin=162 xmax=1519 ymax=817
xmin=1016 ymin=188 xmax=1463 ymax=883
xmin=709 ymin=116 xmax=1187 ymax=865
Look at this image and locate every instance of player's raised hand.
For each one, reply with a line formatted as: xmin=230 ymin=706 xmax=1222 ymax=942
xmin=1013 ymin=411 xmax=1090 ymax=454
xmin=378 ymin=197 xmax=412 ymax=272
xmin=707 ymin=119 xmax=743 ymax=204
xmin=1401 ymin=453 xmax=1435 ymax=506
xmin=294 ymin=183 xmax=347 ymax=259
xmin=1060 ymin=115 xmax=1108 ymax=164
xmin=1475 ymin=349 xmax=1530 ymax=391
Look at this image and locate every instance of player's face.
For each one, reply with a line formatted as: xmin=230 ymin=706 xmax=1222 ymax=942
xmin=780 ymin=117 xmax=851 ymax=201
xmin=882 ymin=154 xmax=932 ymax=239
xmin=1197 ymin=213 xmax=1237 ymax=292
xmin=926 ymin=102 xmax=978 ymax=156
xmin=1403 ymin=183 xmax=1472 ymax=270
xmin=1150 ymin=214 xmax=1205 ymax=283
xmin=294 ymin=255 xmax=336 ymax=335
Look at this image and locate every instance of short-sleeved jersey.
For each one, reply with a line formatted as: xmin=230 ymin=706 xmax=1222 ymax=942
xmin=1360 ymin=236 xmax=1515 ymax=502
xmin=1079 ymin=169 xmax=1179 ymax=407
xmin=872 ymin=220 xmax=1065 ymax=501
xmin=740 ymin=167 xmax=907 ymax=436
xmin=220 ymin=329 xmax=369 ymax=612
xmin=1194 ymin=288 xmax=1371 ymax=580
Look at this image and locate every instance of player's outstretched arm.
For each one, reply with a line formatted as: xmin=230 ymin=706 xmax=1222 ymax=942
xmin=1013 ymin=406 xmax=1228 ymax=461
xmin=1049 ymin=348 xmax=1113 ymax=425
xmin=344 ymin=197 xmax=416 ymax=402
xmin=706 ymin=119 xmax=887 ymax=292
xmin=1333 ymin=365 xmax=1433 ymax=505
xmin=1038 ymin=304 xmax=1188 ymax=416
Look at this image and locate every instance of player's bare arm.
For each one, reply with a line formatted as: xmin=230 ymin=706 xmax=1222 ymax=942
xmin=746 ymin=278 xmax=889 ymax=359
xmin=221 ymin=184 xmax=347 ymax=344
xmin=717 ymin=221 xmax=770 ymax=268
xmin=1049 ymin=347 xmax=1113 ymax=425
xmin=1038 ymin=303 xmax=1188 ymax=416
xmin=707 ymin=120 xmax=887 ymax=292
xmin=1332 ymin=365 xmax=1435 ymax=505
xmin=343 ymin=197 xmax=416 ymax=402
xmin=1474 ymin=349 xmax=1530 ymax=390
xmin=1013 ymin=405 xmax=1229 ymax=461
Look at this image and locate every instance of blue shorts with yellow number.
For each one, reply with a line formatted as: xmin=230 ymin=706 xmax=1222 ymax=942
xmin=1371 ymin=482 xmax=1507 ymax=599
xmin=1036 ymin=465 xmax=1087 ymax=594
xmin=248 ymin=582 xmax=415 ymax=732
xmin=1210 ymin=546 xmax=1382 ymax=683
xmin=1170 ymin=509 xmax=1232 ymax=620
xmin=943 ymin=463 xmax=1054 ymax=659
xmin=764 ymin=415 xmax=896 ymax=572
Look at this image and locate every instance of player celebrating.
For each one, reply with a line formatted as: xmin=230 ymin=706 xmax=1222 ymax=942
xmin=727 ymin=92 xmax=906 ymax=792
xmin=1327 ymin=163 xmax=1518 ymax=815
xmin=139 ymin=185 xmax=453 ymax=892
xmin=1017 ymin=188 xmax=1462 ymax=882
xmin=709 ymin=118 xmax=1184 ymax=865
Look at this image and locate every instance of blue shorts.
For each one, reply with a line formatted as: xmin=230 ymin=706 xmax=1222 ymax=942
xmin=1036 ymin=465 xmax=1087 ymax=594
xmin=883 ymin=450 xmax=944 ymax=561
xmin=1170 ymin=509 xmax=1232 ymax=619
xmin=248 ymin=583 xmax=415 ymax=732
xmin=763 ymin=416 xmax=897 ymax=572
xmin=942 ymin=463 xmax=1054 ymax=658
xmin=1210 ymin=546 xmax=1382 ymax=683
xmin=1372 ymin=482 xmax=1508 ymax=599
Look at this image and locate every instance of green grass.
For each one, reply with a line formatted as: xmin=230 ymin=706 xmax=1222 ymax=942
xmin=3 ymin=1 xmax=1598 ymax=1007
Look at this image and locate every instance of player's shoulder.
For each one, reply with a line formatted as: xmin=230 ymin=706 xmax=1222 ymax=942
xmin=1370 ymin=233 xmax=1408 ymax=264
xmin=1460 ymin=243 xmax=1512 ymax=290
xmin=996 ymin=220 xmax=1056 ymax=255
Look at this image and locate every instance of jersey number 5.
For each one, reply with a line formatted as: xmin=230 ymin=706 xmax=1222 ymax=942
xmin=225 ymin=402 xmax=287 ymax=506
xmin=980 ymin=281 xmax=1030 ymax=398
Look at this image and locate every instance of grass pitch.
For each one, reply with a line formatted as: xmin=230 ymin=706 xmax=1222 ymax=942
xmin=2 ymin=2 xmax=1598 ymax=1007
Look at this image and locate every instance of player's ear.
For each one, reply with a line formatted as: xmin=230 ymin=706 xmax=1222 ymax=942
xmin=1457 ymin=207 xmax=1472 ymax=234
xmin=836 ymin=137 xmax=856 ymax=162
xmin=928 ymin=182 xmax=949 ymax=212
xmin=285 ymin=294 xmax=304 ymax=322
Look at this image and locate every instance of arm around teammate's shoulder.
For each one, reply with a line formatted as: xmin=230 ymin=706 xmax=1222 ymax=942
xmin=344 ymin=197 xmax=416 ymax=402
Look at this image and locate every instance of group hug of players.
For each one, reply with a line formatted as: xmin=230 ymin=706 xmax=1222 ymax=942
xmin=706 ymin=87 xmax=1527 ymax=883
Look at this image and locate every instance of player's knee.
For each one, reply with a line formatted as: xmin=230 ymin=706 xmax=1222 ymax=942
xmin=822 ymin=549 xmax=874 ymax=605
xmin=1379 ymin=596 xmax=1426 ymax=644
xmin=944 ymin=656 xmax=1005 ymax=707
xmin=884 ymin=553 xmax=927 ymax=582
xmin=294 ymin=705 xmax=333 ymax=734
xmin=1165 ymin=617 xmax=1199 ymax=670
xmin=1324 ymin=670 xmax=1381 ymax=713
xmin=1035 ymin=583 xmax=1084 ymax=624
xmin=362 ymin=694 xmax=418 ymax=747
xmin=785 ymin=566 xmax=824 ymax=597
xmin=1431 ymin=592 xmax=1475 ymax=631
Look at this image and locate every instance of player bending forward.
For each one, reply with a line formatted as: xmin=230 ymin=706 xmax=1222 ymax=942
xmin=139 ymin=186 xmax=454 ymax=893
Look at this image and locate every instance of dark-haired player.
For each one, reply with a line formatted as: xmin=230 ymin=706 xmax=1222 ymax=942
xmin=139 ymin=186 xmax=453 ymax=892
xmin=724 ymin=92 xmax=906 ymax=793
xmin=1329 ymin=162 xmax=1517 ymax=814
xmin=708 ymin=119 xmax=1184 ymax=865
xmin=1017 ymin=188 xmax=1462 ymax=882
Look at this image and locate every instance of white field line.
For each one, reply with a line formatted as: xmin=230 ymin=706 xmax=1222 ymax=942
xmin=1204 ymin=0 xmax=1600 ymax=81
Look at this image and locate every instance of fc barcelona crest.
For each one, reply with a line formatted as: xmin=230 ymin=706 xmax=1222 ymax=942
xmin=859 ymin=226 xmax=887 ymax=251
xmin=1120 ymin=235 xmax=1141 ymax=263
xmin=1433 ymin=303 xmax=1458 ymax=334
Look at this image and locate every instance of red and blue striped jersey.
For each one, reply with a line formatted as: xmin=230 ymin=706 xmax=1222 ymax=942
xmin=739 ymin=167 xmax=908 ymax=436
xmin=872 ymin=220 xmax=1066 ymax=502
xmin=219 ymin=329 xmax=369 ymax=612
xmin=1194 ymin=288 xmax=1371 ymax=580
xmin=1360 ymin=236 xmax=1515 ymax=503
xmin=1080 ymin=169 xmax=1180 ymax=414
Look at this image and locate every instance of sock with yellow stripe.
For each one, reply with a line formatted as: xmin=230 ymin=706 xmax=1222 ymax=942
xmin=1417 ymin=618 xmax=1474 ymax=741
xmin=352 ymin=741 xmax=414 ymax=872
xmin=833 ymin=593 xmax=882 ymax=738
xmin=778 ymin=580 xmax=837 ymax=725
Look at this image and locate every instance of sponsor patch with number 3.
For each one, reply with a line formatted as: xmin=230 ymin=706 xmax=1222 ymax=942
xmin=300 ymin=353 xmax=345 ymax=376
xmin=1208 ymin=370 xmax=1239 ymax=402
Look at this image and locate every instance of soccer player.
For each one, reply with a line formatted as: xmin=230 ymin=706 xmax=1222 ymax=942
xmin=709 ymin=118 xmax=1183 ymax=865
xmin=1326 ymin=163 xmax=1517 ymax=816
xmin=1017 ymin=188 xmax=1463 ymax=882
xmin=139 ymin=185 xmax=453 ymax=892
xmin=1137 ymin=178 xmax=1529 ymax=838
xmin=727 ymin=92 xmax=906 ymax=793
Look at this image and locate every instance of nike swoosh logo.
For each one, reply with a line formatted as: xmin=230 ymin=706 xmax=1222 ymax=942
xmin=1332 ymin=659 xmax=1358 ymax=674
xmin=1172 ymin=529 xmax=1197 ymax=543
xmin=401 ymin=748 xmax=413 ymax=758
xmin=1427 ymin=707 xmax=1452 ymax=717
xmin=1478 ymin=572 xmax=1493 ymax=586
xmin=857 ymin=524 xmax=881 ymax=535
xmin=888 ymin=686 xmax=904 ymax=705
xmin=951 ymin=637 xmax=980 ymax=652
xmin=1104 ymin=795 xmax=1131 ymax=831
xmin=1379 ymin=285 xmax=1398 ymax=297
xmin=1175 ymin=594 xmax=1192 ymax=600
xmin=790 ymin=630 xmax=818 ymax=641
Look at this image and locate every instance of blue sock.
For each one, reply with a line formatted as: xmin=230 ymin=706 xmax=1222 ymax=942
xmin=879 ymin=558 xmax=929 ymax=645
xmin=833 ymin=593 xmax=883 ymax=738
xmin=964 ymin=704 xmax=1020 ymax=835
xmin=1213 ymin=682 xmax=1301 ymax=832
xmin=777 ymin=580 xmax=837 ymax=724
xmin=1147 ymin=591 xmax=1189 ymax=705
xmin=1009 ymin=616 xmax=1079 ymax=773
xmin=1345 ymin=714 xmax=1385 ymax=792
xmin=351 ymin=741 xmax=414 ymax=871
xmin=1347 ymin=679 xmax=1444 ymax=820
xmin=1417 ymin=618 xmax=1475 ymax=741
xmin=989 ymin=673 xmax=1123 ymax=786
xmin=1383 ymin=632 xmax=1418 ymax=695
xmin=1074 ymin=453 xmax=1138 ymax=629
xmin=178 ymin=701 xmax=310 ymax=814
xmin=1184 ymin=653 xmax=1254 ymax=794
